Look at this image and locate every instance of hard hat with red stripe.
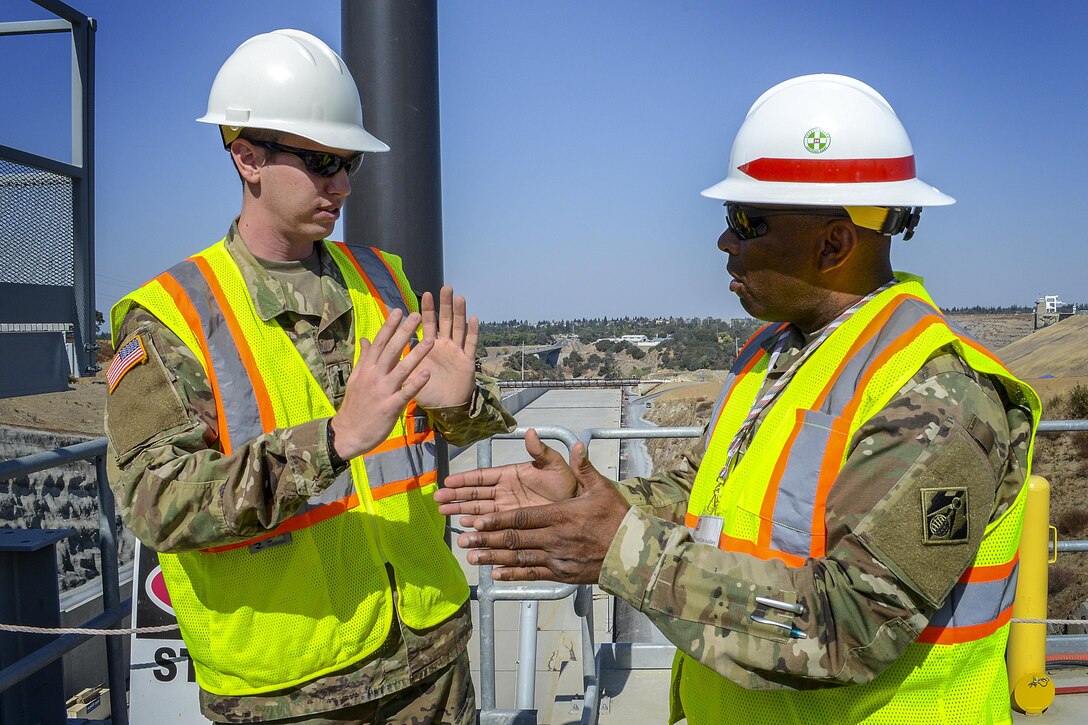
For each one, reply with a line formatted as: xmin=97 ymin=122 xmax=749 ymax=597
xmin=702 ymin=74 xmax=954 ymax=208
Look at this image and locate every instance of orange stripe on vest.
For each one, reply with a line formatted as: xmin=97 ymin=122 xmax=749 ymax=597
xmin=202 ymin=492 xmax=361 ymax=554
xmin=156 ymin=271 xmax=234 ymax=455
xmin=370 ymin=469 xmax=439 ymax=501
xmin=190 ymin=255 xmax=277 ymax=434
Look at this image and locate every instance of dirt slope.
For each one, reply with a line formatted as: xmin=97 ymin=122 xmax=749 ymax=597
xmin=0 ymin=374 xmax=107 ymax=438
xmin=998 ymin=314 xmax=1088 ymax=379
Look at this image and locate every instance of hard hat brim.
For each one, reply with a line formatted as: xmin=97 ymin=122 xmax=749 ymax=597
xmin=196 ymin=115 xmax=390 ymax=154
xmin=700 ymin=176 xmax=955 ymax=207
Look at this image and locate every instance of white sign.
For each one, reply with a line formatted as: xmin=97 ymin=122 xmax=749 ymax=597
xmin=128 ymin=541 xmax=210 ymax=723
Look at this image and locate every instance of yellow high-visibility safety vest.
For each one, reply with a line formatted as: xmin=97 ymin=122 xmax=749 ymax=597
xmin=673 ymin=274 xmax=1041 ymax=725
xmin=111 ymin=239 xmax=468 ymax=695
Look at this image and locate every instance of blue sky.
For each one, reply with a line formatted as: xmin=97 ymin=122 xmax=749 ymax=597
xmin=3 ymin=0 xmax=1086 ymax=323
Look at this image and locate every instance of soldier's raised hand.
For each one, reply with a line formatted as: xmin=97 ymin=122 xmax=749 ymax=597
xmin=330 ymin=309 xmax=433 ymax=460
xmin=413 ymin=285 xmax=479 ymax=410
xmin=448 ymin=439 xmax=630 ymax=583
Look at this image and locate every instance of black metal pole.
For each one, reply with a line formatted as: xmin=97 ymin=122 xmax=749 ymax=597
xmin=341 ymin=0 xmax=443 ymax=298
xmin=0 ymin=528 xmax=74 ymax=724
xmin=95 ymin=456 xmax=129 ymax=725
xmin=71 ymin=11 xmax=98 ymax=374
xmin=341 ymin=0 xmax=450 ymax=502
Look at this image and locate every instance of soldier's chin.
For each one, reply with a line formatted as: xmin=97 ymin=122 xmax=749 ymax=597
xmin=303 ymin=219 xmax=336 ymax=240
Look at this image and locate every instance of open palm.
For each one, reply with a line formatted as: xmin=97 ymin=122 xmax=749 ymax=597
xmin=435 ymin=429 xmax=579 ymax=527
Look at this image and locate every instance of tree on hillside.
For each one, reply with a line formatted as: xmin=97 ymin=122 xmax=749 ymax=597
xmin=478 ymin=316 xmax=762 ymax=372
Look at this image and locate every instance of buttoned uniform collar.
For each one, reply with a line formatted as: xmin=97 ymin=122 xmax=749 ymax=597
xmin=224 ymin=221 xmax=352 ymax=329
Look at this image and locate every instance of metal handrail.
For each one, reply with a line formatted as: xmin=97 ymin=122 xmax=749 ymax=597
xmin=0 ymin=436 xmax=129 ymax=725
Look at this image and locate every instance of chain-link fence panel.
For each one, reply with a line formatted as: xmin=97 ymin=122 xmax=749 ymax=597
xmin=0 ymin=158 xmax=74 ymax=287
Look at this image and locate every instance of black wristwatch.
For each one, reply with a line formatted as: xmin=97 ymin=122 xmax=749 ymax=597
xmin=326 ymin=421 xmax=347 ymax=471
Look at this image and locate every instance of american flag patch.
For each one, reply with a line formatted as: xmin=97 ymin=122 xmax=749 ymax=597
xmin=107 ymin=335 xmax=148 ymax=393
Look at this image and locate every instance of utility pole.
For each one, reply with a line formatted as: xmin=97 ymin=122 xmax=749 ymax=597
xmin=342 ymin=0 xmax=442 ymax=296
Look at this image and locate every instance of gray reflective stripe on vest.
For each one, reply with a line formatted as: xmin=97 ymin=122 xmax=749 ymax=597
xmin=363 ymin=439 xmax=437 ymax=489
xmin=168 ymin=260 xmax=264 ymax=446
xmin=925 ymin=564 xmax=1018 ymax=631
xmin=208 ymin=467 xmax=359 ymax=553
xmin=707 ymin=323 xmax=788 ymax=440
xmin=350 ymin=246 xmax=410 ymax=315
xmin=737 ymin=323 xmax=786 ymax=369
xmin=767 ymin=297 xmax=949 ymax=558
xmin=820 ymin=297 xmax=942 ymax=414
xmin=767 ymin=410 xmax=836 ymax=556
xmin=303 ymin=467 xmax=357 ymax=507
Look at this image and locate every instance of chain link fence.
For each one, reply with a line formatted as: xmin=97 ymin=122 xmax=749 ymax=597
xmin=0 ymin=158 xmax=74 ymax=288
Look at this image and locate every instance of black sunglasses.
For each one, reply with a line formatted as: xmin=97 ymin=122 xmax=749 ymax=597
xmin=724 ymin=204 xmax=849 ymax=240
xmin=254 ymin=140 xmax=363 ymax=178
xmin=725 ymin=203 xmax=923 ymax=240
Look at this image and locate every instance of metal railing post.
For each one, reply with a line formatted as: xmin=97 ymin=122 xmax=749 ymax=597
xmin=478 ymin=564 xmax=498 ymax=714
xmin=515 ymin=601 xmax=538 ymax=710
xmin=476 ymin=439 xmax=498 ymax=714
xmin=575 ymin=585 xmax=600 ymax=725
xmin=475 ymin=427 xmax=581 ymax=724
xmin=94 ymin=455 xmax=128 ymax=725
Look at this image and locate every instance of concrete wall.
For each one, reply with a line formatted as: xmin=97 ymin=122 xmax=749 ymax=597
xmin=0 ymin=427 xmax=135 ymax=593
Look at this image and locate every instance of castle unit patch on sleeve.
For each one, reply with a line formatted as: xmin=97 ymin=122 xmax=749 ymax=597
xmin=921 ymin=487 xmax=969 ymax=545
xmin=107 ymin=334 xmax=148 ymax=393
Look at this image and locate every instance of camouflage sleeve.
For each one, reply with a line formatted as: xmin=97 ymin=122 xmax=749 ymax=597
xmin=609 ymin=426 xmax=709 ymax=525
xmin=599 ymin=350 xmax=1031 ymax=690
xmin=105 ymin=309 xmax=341 ymax=553
xmin=422 ymin=373 xmax=517 ymax=447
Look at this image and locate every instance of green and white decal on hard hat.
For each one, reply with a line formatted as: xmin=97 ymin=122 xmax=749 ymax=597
xmin=804 ymin=128 xmax=830 ymax=154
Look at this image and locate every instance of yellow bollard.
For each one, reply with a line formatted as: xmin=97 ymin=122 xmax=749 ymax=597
xmin=1007 ymin=474 xmax=1056 ymax=714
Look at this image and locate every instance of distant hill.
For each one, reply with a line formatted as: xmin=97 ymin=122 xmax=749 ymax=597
xmin=947 ymin=313 xmax=1035 ymax=351
xmin=998 ymin=314 xmax=1088 ymax=379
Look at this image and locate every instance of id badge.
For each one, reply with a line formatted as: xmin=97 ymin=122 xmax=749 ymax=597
xmin=691 ymin=515 xmax=724 ymax=546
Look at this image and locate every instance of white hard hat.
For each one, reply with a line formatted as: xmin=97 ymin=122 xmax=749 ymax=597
xmin=197 ymin=29 xmax=389 ymax=153
xmin=702 ymin=74 xmax=953 ymax=207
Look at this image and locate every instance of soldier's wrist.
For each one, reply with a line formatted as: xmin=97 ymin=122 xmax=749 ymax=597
xmin=326 ymin=419 xmax=348 ymax=471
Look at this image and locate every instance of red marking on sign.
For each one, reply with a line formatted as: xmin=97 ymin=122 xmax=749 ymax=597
xmin=146 ymin=566 xmax=174 ymax=614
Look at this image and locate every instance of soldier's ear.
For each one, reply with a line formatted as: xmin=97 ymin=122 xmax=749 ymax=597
xmin=817 ymin=219 xmax=857 ymax=272
xmin=231 ymin=139 xmax=264 ymax=185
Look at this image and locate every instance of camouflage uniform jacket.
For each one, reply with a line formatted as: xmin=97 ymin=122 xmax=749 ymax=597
xmin=599 ymin=322 xmax=1034 ymax=691
xmin=105 ymin=223 xmax=516 ymax=722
